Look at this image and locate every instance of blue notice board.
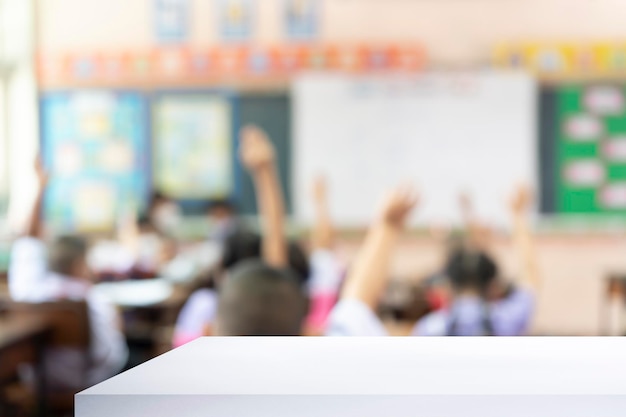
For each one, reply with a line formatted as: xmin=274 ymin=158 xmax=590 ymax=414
xmin=40 ymin=91 xmax=150 ymax=233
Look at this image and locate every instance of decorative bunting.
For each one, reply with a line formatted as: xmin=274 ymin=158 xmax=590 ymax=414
xmin=38 ymin=44 xmax=428 ymax=85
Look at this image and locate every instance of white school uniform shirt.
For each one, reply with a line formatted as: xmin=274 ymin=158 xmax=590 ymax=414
xmin=9 ymin=237 xmax=128 ymax=390
xmin=413 ymin=289 xmax=535 ymax=336
xmin=325 ymin=290 xmax=534 ymax=337
xmin=325 ymin=298 xmax=388 ymax=337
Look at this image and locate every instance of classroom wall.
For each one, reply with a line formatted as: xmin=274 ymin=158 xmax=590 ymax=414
xmin=39 ymin=0 xmax=626 ymax=64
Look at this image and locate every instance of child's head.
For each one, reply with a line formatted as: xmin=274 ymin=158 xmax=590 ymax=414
xmin=137 ymin=214 xmax=158 ymax=234
xmin=147 ymin=191 xmax=180 ymax=232
xmin=207 ymin=199 xmax=237 ymax=221
xmin=215 ymin=259 xmax=308 ymax=336
xmin=48 ymin=235 xmax=91 ymax=280
xmin=207 ymin=200 xmax=239 ymax=242
xmin=220 ymin=231 xmax=261 ymax=271
xmin=445 ymin=247 xmax=498 ymax=296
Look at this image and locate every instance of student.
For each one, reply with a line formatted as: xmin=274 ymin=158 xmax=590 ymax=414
xmin=325 ymin=185 xmax=538 ymax=337
xmin=214 ymin=259 xmax=308 ymax=336
xmin=412 ymin=187 xmax=537 ymax=336
xmin=174 ymin=126 xmax=307 ymax=340
xmin=9 ymin=158 xmax=128 ymax=390
xmin=305 ymin=176 xmax=345 ymax=334
xmin=172 ymin=230 xmax=310 ymax=345
xmin=422 ymin=192 xmax=492 ymax=310
xmin=213 ymin=125 xmax=308 ymax=336
xmin=207 ymin=199 xmax=242 ymax=244
xmin=326 ymin=185 xmax=419 ymax=336
xmin=146 ymin=191 xmax=181 ymax=236
xmin=133 ymin=215 xmax=177 ymax=276
xmin=114 ymin=205 xmax=176 ymax=278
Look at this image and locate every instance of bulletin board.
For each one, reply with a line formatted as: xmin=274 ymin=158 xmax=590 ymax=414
xmin=293 ymin=71 xmax=538 ymax=227
xmin=40 ymin=91 xmax=150 ymax=233
xmin=152 ymin=91 xmax=237 ymax=200
xmin=555 ymin=84 xmax=626 ymax=214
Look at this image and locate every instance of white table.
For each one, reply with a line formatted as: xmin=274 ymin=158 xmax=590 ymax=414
xmin=93 ymin=279 xmax=174 ymax=308
xmin=76 ymin=337 xmax=626 ymax=417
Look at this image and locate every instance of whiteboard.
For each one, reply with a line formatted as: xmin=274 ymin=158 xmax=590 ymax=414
xmin=292 ymin=71 xmax=537 ymax=227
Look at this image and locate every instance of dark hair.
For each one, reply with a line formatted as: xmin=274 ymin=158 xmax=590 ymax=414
xmin=445 ymin=248 xmax=498 ymax=295
xmin=140 ymin=191 xmax=171 ymax=221
xmin=149 ymin=191 xmax=169 ymax=207
xmin=137 ymin=214 xmax=154 ymax=229
xmin=220 ymin=231 xmax=261 ymax=270
xmin=48 ymin=236 xmax=88 ymax=276
xmin=286 ymin=242 xmax=311 ymax=286
xmin=220 ymin=231 xmax=310 ymax=286
xmin=378 ymin=281 xmax=432 ymax=322
xmin=208 ymin=199 xmax=237 ymax=214
xmin=216 ymin=260 xmax=308 ymax=336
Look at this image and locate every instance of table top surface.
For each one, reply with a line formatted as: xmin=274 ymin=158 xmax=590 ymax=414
xmin=80 ymin=337 xmax=626 ymax=397
xmin=0 ymin=315 xmax=51 ymax=350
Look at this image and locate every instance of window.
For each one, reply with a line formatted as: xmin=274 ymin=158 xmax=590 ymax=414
xmin=0 ymin=0 xmax=37 ymax=233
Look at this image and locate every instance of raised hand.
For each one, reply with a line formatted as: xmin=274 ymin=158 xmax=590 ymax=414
xmin=312 ymin=175 xmax=327 ymax=206
xmin=510 ymin=185 xmax=532 ymax=215
xmin=340 ymin=183 xmax=419 ymax=310
xmin=509 ymin=184 xmax=539 ymax=291
xmin=379 ymin=185 xmax=419 ymax=229
xmin=459 ymin=190 xmax=472 ymax=215
xmin=239 ymin=125 xmax=286 ymax=267
xmin=34 ymin=155 xmax=49 ymax=186
xmin=239 ymin=125 xmax=275 ymax=173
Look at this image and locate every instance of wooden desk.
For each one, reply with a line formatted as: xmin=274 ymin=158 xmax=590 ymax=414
xmin=0 ymin=316 xmax=52 ymax=417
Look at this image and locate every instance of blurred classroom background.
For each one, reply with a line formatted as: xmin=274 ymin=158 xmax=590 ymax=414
xmin=3 ymin=0 xmax=626 ymax=414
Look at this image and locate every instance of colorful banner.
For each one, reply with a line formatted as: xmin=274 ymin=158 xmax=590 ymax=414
xmin=38 ymin=44 xmax=428 ymax=85
xmin=494 ymin=42 xmax=626 ymax=77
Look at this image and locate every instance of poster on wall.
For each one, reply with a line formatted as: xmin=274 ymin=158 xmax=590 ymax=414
xmin=154 ymin=0 xmax=189 ymax=43
xmin=41 ymin=91 xmax=150 ymax=232
xmin=556 ymin=84 xmax=626 ymax=214
xmin=217 ymin=0 xmax=254 ymax=42
xmin=284 ymin=0 xmax=319 ymax=41
xmin=152 ymin=93 xmax=235 ymax=199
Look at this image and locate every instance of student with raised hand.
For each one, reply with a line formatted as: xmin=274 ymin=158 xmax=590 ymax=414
xmin=172 ymin=230 xmax=312 ymax=343
xmin=214 ymin=125 xmax=310 ymax=336
xmin=238 ymin=125 xmax=288 ymax=267
xmin=305 ymin=176 xmax=346 ymax=334
xmin=9 ymin=158 xmax=128 ymax=390
xmin=175 ymin=125 xmax=310 ymax=339
xmin=411 ymin=185 xmax=537 ymax=336
xmin=325 ymin=185 xmax=419 ymax=336
xmin=510 ymin=185 xmax=540 ymax=294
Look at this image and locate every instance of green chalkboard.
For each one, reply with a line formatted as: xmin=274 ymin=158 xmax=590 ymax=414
xmin=556 ymin=84 xmax=626 ymax=214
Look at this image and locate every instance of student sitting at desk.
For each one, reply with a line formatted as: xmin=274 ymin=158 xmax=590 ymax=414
xmin=413 ymin=187 xmax=537 ymax=336
xmin=9 ymin=159 xmax=128 ymax=390
xmin=207 ymin=199 xmax=244 ymax=244
xmin=172 ymin=230 xmax=311 ymax=345
xmin=214 ymin=125 xmax=308 ymax=336
xmin=174 ymin=128 xmax=342 ymax=346
xmin=146 ymin=191 xmax=182 ymax=237
xmin=325 ymin=185 xmax=538 ymax=337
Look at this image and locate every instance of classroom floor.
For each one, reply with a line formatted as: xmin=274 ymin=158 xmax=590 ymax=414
xmin=335 ymin=234 xmax=626 ymax=336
